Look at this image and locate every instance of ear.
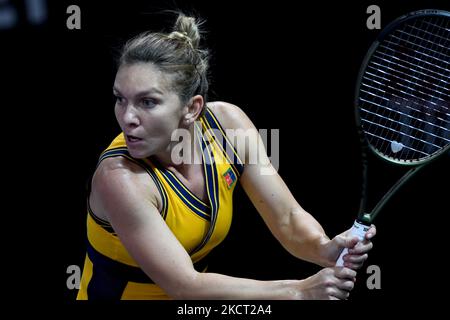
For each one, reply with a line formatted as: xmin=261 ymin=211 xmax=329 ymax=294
xmin=184 ymin=95 xmax=204 ymax=124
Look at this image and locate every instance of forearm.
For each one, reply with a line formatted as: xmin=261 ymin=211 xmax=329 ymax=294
xmin=174 ymin=272 xmax=301 ymax=300
xmin=239 ymin=166 xmax=331 ymax=267
xmin=276 ymin=207 xmax=331 ymax=267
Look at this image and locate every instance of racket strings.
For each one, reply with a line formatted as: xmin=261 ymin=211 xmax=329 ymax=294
xmin=366 ymin=54 xmax=450 ymax=104
xmin=360 ymin=106 xmax=446 ymax=147
xmin=360 ymin=73 xmax=449 ymax=124
xmin=359 ymin=14 xmax=450 ymax=162
xmin=398 ymin=17 xmax=449 ymax=160
xmin=391 ymin=17 xmax=450 ymax=159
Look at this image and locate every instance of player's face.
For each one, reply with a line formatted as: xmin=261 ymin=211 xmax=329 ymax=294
xmin=113 ymin=62 xmax=185 ymax=159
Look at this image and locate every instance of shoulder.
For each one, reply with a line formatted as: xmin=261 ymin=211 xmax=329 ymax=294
xmin=95 ymin=156 xmax=148 ymax=180
xmin=206 ymin=101 xmax=259 ymax=165
xmin=93 ymin=157 xmax=143 ymax=191
xmin=90 ymin=157 xmax=161 ymax=221
xmin=206 ymin=101 xmax=255 ymax=131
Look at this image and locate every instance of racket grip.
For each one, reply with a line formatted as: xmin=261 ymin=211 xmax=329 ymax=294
xmin=335 ymin=220 xmax=370 ymax=267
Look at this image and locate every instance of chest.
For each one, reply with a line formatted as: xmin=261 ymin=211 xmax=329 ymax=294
xmin=162 ymin=163 xmax=236 ymax=259
xmin=170 ymin=165 xmax=209 ymax=204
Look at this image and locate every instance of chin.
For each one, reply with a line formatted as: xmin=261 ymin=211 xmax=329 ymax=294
xmin=126 ymin=146 xmax=153 ymax=159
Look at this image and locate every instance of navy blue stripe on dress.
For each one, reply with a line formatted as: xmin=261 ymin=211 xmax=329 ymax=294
xmin=203 ymin=107 xmax=244 ymax=176
xmin=158 ymin=169 xmax=211 ymax=220
xmin=87 ymin=202 xmax=116 ymax=235
xmin=149 ymin=157 xmax=211 ymax=221
xmin=98 ymin=147 xmax=129 ymax=164
xmin=96 ymin=147 xmax=169 ymax=220
xmin=86 ymin=240 xmax=153 ymax=300
xmin=86 ymin=240 xmax=210 ymax=299
xmin=138 ymin=158 xmax=170 ymax=220
xmin=190 ymin=122 xmax=220 ymax=255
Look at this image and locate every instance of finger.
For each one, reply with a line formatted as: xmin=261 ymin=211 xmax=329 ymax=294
xmin=335 ymin=267 xmax=357 ymax=279
xmin=344 ymin=253 xmax=368 ymax=264
xmin=343 ymin=261 xmax=364 ymax=270
xmin=350 ymin=239 xmax=373 ymax=251
xmin=365 ymin=225 xmax=376 ymax=240
xmin=336 ymin=279 xmax=355 ymax=291
xmin=348 ymin=242 xmax=373 ymax=255
xmin=335 ymin=234 xmax=359 ymax=250
xmin=344 ymin=255 xmax=368 ymax=270
xmin=344 ymin=236 xmax=359 ymax=249
xmin=330 ymin=288 xmax=350 ymax=300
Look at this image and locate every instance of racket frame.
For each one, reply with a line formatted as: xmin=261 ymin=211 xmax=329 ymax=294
xmin=353 ymin=9 xmax=450 ymax=224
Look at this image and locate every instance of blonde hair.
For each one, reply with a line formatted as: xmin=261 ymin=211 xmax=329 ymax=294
xmin=119 ymin=13 xmax=209 ymax=108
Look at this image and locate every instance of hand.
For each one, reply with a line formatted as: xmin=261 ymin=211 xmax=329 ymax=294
xmin=341 ymin=224 xmax=376 ymax=269
xmin=322 ymin=225 xmax=377 ymax=269
xmin=298 ymin=267 xmax=356 ymax=300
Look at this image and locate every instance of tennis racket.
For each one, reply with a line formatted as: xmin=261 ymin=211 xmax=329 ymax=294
xmin=336 ymin=9 xmax=450 ymax=266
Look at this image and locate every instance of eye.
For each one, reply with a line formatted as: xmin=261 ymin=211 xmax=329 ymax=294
xmin=114 ymin=95 xmax=124 ymax=105
xmin=141 ymin=98 xmax=158 ymax=108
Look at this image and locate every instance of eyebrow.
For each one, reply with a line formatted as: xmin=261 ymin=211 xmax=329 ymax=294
xmin=112 ymin=87 xmax=164 ymax=97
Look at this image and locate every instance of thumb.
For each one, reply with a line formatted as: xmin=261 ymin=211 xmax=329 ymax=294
xmin=334 ymin=234 xmax=359 ymax=249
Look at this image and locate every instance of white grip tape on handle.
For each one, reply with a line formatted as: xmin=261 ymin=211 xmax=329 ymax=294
xmin=335 ymin=220 xmax=370 ymax=267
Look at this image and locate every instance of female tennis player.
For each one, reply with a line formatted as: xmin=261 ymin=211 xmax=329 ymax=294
xmin=77 ymin=13 xmax=376 ymax=300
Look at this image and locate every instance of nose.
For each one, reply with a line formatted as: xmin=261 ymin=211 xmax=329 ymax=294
xmin=122 ymin=104 xmax=140 ymax=128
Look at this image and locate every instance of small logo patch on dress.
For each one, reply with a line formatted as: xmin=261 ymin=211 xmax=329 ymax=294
xmin=223 ymin=168 xmax=237 ymax=189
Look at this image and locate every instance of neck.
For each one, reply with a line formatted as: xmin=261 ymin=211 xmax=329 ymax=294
xmin=153 ymin=122 xmax=203 ymax=174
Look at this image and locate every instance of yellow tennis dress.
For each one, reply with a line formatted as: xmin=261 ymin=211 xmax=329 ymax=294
xmin=77 ymin=107 xmax=244 ymax=300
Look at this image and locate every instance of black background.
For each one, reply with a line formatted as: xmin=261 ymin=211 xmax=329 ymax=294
xmin=2 ymin=0 xmax=449 ymax=313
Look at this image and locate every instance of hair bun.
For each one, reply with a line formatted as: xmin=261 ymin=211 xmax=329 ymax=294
xmin=172 ymin=14 xmax=201 ymax=49
xmin=168 ymin=31 xmax=194 ymax=48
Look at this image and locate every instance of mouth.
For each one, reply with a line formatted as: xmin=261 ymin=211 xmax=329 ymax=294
xmin=126 ymin=135 xmax=143 ymax=143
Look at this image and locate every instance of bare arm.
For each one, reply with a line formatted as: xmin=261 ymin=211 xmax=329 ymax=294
xmin=240 ymin=164 xmax=330 ymax=265
xmin=91 ymin=157 xmax=354 ymax=299
xmin=209 ymin=102 xmax=376 ymax=268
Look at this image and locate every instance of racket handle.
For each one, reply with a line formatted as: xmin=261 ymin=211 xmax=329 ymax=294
xmin=335 ymin=220 xmax=370 ymax=267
